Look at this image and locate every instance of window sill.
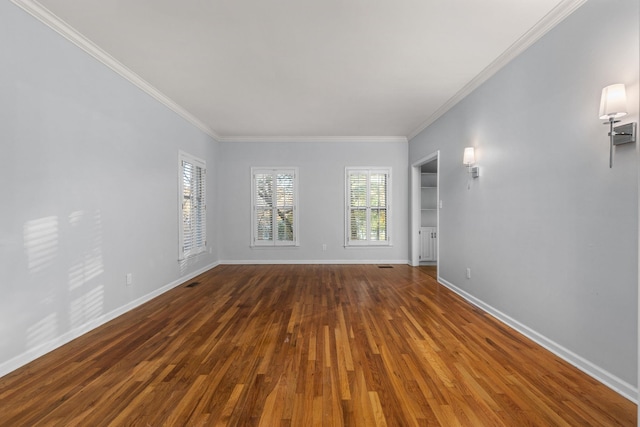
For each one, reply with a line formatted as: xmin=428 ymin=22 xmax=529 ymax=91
xmin=250 ymin=244 xmax=300 ymax=249
xmin=179 ymin=247 xmax=208 ymax=261
xmin=344 ymin=244 xmax=393 ymax=248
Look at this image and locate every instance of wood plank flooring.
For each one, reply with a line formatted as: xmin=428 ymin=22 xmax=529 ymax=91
xmin=0 ymin=264 xmax=635 ymax=426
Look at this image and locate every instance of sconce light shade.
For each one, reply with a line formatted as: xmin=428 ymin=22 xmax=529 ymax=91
xmin=599 ymin=83 xmax=636 ymax=168
xmin=463 ymin=147 xmax=475 ymax=165
xmin=463 ymin=147 xmax=479 ymax=178
xmin=599 ymin=84 xmax=628 ymax=120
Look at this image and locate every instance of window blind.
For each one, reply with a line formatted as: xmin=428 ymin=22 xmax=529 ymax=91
xmin=346 ymin=168 xmax=390 ymax=246
xmin=252 ymin=168 xmax=298 ymax=246
xmin=180 ymin=153 xmax=206 ymax=259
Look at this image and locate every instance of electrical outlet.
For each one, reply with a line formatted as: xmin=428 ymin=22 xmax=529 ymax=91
xmin=466 ymin=268 xmax=471 ymax=279
xmin=126 ymin=273 xmax=133 ymax=286
xmin=322 ymin=244 xmax=327 ymax=251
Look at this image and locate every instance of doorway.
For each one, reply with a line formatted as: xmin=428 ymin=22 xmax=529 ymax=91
xmin=410 ymin=151 xmax=439 ymax=267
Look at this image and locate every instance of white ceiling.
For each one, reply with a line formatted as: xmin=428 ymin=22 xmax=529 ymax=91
xmin=17 ymin=0 xmax=584 ymax=141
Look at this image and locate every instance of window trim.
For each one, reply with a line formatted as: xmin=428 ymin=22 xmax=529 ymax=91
xmin=345 ymin=167 xmax=392 ymax=247
xmin=178 ymin=151 xmax=207 ymax=260
xmin=251 ymin=167 xmax=299 ymax=247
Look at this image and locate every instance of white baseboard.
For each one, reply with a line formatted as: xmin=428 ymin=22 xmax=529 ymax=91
xmin=220 ymin=259 xmax=410 ymax=265
xmin=0 ymin=261 xmax=220 ymax=379
xmin=437 ymin=275 xmax=638 ymax=403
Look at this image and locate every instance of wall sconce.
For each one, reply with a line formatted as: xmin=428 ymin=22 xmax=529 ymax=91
xmin=463 ymin=147 xmax=479 ymax=178
xmin=599 ymin=83 xmax=637 ymax=168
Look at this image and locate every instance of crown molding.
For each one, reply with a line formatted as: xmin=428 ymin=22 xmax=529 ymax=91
xmin=218 ymin=135 xmax=408 ymax=143
xmin=407 ymin=0 xmax=587 ymax=141
xmin=11 ymin=0 xmax=220 ymax=141
xmin=12 ymin=0 xmax=585 ymax=144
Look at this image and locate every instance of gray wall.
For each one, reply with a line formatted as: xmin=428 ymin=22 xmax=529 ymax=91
xmin=218 ymin=140 xmax=409 ymax=263
xmin=409 ymin=0 xmax=639 ymax=397
xmin=0 ymin=2 xmax=219 ymax=375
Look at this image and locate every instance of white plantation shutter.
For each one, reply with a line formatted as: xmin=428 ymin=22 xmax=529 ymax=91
xmin=252 ymin=168 xmax=298 ymax=246
xmin=346 ymin=168 xmax=391 ymax=246
xmin=369 ymin=173 xmax=387 ymax=241
xmin=254 ymin=172 xmax=274 ymax=242
xmin=179 ymin=152 xmax=206 ymax=259
xmin=349 ymin=172 xmax=368 ymax=241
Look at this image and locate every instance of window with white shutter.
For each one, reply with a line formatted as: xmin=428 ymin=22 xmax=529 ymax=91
xmin=179 ymin=152 xmax=206 ymax=259
xmin=345 ymin=167 xmax=391 ymax=246
xmin=252 ymin=168 xmax=298 ymax=247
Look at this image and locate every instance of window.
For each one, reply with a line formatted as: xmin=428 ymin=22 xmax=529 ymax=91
xmin=179 ymin=152 xmax=206 ymax=259
xmin=252 ymin=168 xmax=298 ymax=246
xmin=345 ymin=167 xmax=391 ymax=246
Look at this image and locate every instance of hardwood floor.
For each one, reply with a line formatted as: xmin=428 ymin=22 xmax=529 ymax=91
xmin=0 ymin=264 xmax=635 ymax=426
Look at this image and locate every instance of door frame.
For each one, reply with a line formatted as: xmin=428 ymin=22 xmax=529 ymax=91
xmin=410 ymin=151 xmax=440 ymax=267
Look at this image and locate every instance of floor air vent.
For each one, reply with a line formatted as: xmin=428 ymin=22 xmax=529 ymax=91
xmin=378 ymin=265 xmax=393 ymax=268
xmin=185 ymin=281 xmax=200 ymax=288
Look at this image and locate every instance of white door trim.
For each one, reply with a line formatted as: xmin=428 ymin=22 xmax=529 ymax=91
xmin=410 ymin=151 xmax=439 ymax=267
